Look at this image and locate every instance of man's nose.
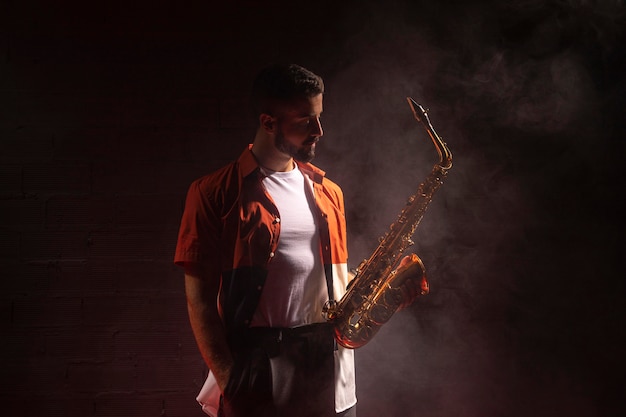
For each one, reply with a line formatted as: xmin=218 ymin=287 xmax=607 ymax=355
xmin=312 ymin=117 xmax=323 ymax=137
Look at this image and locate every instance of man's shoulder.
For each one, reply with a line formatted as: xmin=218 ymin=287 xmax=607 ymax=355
xmin=189 ymin=161 xmax=237 ymax=194
xmin=321 ymin=175 xmax=343 ymax=195
xmin=184 ymin=160 xmax=243 ymax=218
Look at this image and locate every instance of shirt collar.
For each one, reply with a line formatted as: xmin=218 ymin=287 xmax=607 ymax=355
xmin=237 ymin=144 xmax=260 ymax=178
xmin=296 ymin=161 xmax=325 ymax=184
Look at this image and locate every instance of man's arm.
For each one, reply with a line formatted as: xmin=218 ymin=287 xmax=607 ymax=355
xmin=184 ymin=263 xmax=233 ymax=392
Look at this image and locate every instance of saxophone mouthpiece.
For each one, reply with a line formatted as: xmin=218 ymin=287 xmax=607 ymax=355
xmin=407 ymin=97 xmax=426 ymax=122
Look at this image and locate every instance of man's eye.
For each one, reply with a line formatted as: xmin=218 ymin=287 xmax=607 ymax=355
xmin=295 ymin=116 xmax=319 ymax=130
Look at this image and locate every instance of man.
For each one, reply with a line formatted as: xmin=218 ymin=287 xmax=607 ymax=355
xmin=175 ymin=64 xmax=424 ymax=417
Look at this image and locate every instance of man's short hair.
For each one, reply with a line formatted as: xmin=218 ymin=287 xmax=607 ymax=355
xmin=251 ymin=64 xmax=324 ymax=116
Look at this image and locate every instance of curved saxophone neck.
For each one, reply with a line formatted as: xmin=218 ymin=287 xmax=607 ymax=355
xmin=407 ymin=97 xmax=453 ymax=170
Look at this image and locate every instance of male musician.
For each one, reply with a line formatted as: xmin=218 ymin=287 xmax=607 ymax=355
xmin=174 ymin=64 xmax=425 ymax=417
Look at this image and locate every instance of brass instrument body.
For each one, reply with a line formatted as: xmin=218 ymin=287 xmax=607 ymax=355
xmin=324 ymin=98 xmax=452 ymax=349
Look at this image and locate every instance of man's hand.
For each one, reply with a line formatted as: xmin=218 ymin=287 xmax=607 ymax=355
xmin=395 ymin=253 xmax=429 ymax=310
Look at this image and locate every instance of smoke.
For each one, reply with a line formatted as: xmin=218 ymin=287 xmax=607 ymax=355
xmin=312 ymin=0 xmax=625 ymax=415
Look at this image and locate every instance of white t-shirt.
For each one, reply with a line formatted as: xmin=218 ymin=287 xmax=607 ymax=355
xmin=251 ymin=164 xmax=328 ymax=327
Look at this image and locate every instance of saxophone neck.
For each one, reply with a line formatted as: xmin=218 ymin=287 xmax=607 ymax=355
xmin=407 ymin=97 xmax=453 ymax=170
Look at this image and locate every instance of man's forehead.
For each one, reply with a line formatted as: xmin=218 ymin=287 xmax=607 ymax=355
xmin=279 ymin=94 xmax=323 ymax=116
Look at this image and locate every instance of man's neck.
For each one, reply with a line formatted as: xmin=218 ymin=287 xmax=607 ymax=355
xmin=251 ymin=133 xmax=295 ymax=172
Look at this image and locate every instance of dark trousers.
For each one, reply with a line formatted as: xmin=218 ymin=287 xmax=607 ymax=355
xmin=219 ymin=323 xmax=353 ymax=417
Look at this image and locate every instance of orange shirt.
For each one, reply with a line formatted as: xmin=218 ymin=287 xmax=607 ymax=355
xmin=174 ymin=146 xmax=349 ymax=330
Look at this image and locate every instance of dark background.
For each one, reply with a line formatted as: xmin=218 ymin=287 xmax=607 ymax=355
xmin=1 ymin=0 xmax=624 ymax=416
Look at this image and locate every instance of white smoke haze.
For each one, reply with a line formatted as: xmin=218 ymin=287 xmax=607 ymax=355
xmin=312 ymin=0 xmax=624 ymax=415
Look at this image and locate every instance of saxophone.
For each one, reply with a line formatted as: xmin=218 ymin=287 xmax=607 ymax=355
xmin=324 ymin=97 xmax=453 ymax=349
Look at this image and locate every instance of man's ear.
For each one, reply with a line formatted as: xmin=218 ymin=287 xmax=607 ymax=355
xmin=259 ymin=114 xmax=276 ymax=133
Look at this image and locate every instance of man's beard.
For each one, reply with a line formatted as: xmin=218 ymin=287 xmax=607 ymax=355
xmin=275 ymin=130 xmax=316 ymax=163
